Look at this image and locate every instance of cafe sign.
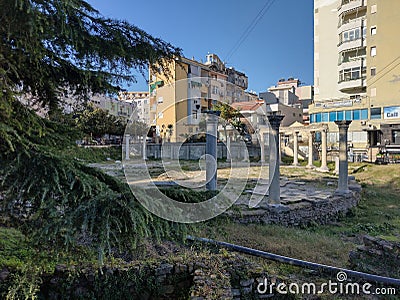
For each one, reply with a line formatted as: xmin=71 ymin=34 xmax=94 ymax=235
xmin=384 ymin=106 xmax=400 ymax=119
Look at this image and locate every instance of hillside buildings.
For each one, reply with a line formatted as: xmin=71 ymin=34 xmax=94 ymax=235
xmin=311 ymin=0 xmax=400 ymax=161
xmin=259 ymin=78 xmax=310 ymax=124
xmin=148 ymin=53 xmax=257 ymax=142
xmin=118 ymin=91 xmax=150 ymax=125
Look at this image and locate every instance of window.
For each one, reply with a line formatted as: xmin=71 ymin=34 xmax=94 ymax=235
xmin=345 ymin=110 xmax=352 ymax=120
xmin=370 ymin=46 xmax=377 ymax=57
xmin=315 ymin=113 xmax=322 ymax=123
xmin=371 ymin=26 xmax=377 ymax=35
xmin=322 ymin=112 xmax=329 ymax=122
xmin=329 ymin=111 xmax=337 ymax=122
xmin=371 ymin=4 xmax=377 ymax=14
xmin=371 ymin=67 xmax=376 ymax=76
xmin=340 ymin=28 xmax=362 ymax=44
xmin=353 ymin=110 xmax=361 ymax=120
xmin=371 ymin=107 xmax=381 ymax=119
xmin=337 ymin=111 xmax=344 ymax=121
xmin=339 ymin=66 xmax=364 ymax=82
xmin=371 ymin=87 xmax=377 ymax=97
xmin=343 ymin=31 xmax=349 ymax=42
xmin=361 ymin=109 xmax=368 ymax=120
xmin=351 ymin=68 xmax=360 ymax=79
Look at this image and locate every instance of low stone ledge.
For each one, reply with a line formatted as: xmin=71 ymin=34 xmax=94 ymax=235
xmin=229 ymin=184 xmax=361 ymax=227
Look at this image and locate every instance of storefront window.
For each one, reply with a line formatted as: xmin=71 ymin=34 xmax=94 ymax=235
xmin=370 ymin=107 xmax=381 ymax=119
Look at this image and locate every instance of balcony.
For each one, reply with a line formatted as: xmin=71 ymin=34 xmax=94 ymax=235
xmin=338 ymin=37 xmax=365 ymax=53
xmin=338 ymin=57 xmax=365 ymax=69
xmin=338 ymin=17 xmax=365 ymax=33
xmin=338 ymin=77 xmax=366 ymax=93
xmin=338 ymin=0 xmax=366 ymax=14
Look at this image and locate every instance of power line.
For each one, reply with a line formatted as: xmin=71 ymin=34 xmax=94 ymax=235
xmin=224 ymin=0 xmax=276 ymax=63
xmin=225 ymin=0 xmax=275 ymax=62
xmin=366 ymin=55 xmax=400 ymax=86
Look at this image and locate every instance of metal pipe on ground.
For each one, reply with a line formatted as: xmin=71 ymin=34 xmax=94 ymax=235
xmin=186 ymin=235 xmax=400 ymax=287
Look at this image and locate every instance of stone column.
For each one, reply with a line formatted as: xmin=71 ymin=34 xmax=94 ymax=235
xmin=267 ymin=114 xmax=285 ymax=205
xmin=307 ymin=131 xmax=314 ymax=168
xmin=206 ymin=111 xmax=219 ymax=191
xmin=293 ymin=131 xmax=299 ymax=166
xmin=125 ymin=134 xmax=130 ymax=160
xmin=260 ymin=133 xmax=265 ymax=163
xmin=142 ymin=135 xmax=147 ymax=160
xmin=334 ymin=156 xmax=339 ymax=174
xmin=226 ymin=136 xmax=231 ymax=160
xmin=279 ymin=133 xmax=284 ymax=163
xmin=335 ymin=121 xmax=352 ymax=194
xmin=319 ymin=128 xmax=329 ymax=172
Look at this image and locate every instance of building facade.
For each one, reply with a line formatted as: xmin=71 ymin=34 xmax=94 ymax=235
xmin=118 ymin=91 xmax=150 ymax=125
xmin=311 ymin=0 xmax=400 ymax=161
xmin=260 ymin=78 xmax=311 ymax=124
xmin=148 ymin=54 xmax=250 ymax=142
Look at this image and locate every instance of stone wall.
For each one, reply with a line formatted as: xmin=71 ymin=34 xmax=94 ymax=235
xmin=1 ymin=253 xmax=281 ymax=300
xmin=230 ymin=182 xmax=361 ymax=227
xmin=349 ymin=235 xmax=400 ymax=278
xmin=131 ymin=142 xmax=261 ymax=160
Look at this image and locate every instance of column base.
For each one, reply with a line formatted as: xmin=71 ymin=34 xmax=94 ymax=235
xmin=266 ymin=203 xmax=290 ymax=212
xmin=306 ymin=164 xmax=315 ymax=169
xmin=292 ymin=163 xmax=300 ymax=166
xmin=334 ymin=189 xmax=351 ymax=196
xmin=317 ymin=166 xmax=329 ymax=173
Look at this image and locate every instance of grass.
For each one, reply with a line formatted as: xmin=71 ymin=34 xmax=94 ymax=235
xmin=200 ymin=163 xmax=400 ymax=278
xmin=61 ymin=145 xmax=122 ymax=163
xmin=0 ymin=226 xmax=98 ymax=273
xmin=2 ymin=158 xmax=399 ymax=297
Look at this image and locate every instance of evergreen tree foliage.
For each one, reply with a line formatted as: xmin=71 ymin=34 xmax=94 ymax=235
xmin=0 ymin=0 xmax=188 ymax=258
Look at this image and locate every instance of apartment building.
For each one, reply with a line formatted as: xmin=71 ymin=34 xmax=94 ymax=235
xmin=310 ymin=0 xmax=400 ymax=161
xmin=148 ymin=54 xmax=250 ymax=142
xmin=260 ymin=78 xmax=311 ymax=123
xmin=118 ymin=91 xmax=150 ymax=125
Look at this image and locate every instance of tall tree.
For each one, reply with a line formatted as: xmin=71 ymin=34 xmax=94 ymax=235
xmin=0 ymin=0 xmax=187 ymax=259
xmin=0 ymin=0 xmax=180 ymax=117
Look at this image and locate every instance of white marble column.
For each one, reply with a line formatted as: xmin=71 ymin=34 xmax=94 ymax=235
xmin=267 ymin=114 xmax=285 ymax=205
xmin=279 ymin=133 xmax=284 ymax=163
xmin=142 ymin=135 xmax=147 ymax=160
xmin=319 ymin=128 xmax=329 ymax=172
xmin=334 ymin=156 xmax=339 ymax=174
xmin=226 ymin=136 xmax=231 ymax=160
xmin=206 ymin=111 xmax=219 ymax=191
xmin=293 ymin=131 xmax=299 ymax=166
xmin=307 ymin=131 xmax=314 ymax=168
xmin=125 ymin=134 xmax=130 ymax=160
xmin=260 ymin=133 xmax=265 ymax=163
xmin=335 ymin=121 xmax=352 ymax=194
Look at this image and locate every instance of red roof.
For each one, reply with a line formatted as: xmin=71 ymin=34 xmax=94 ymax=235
xmin=231 ymin=100 xmax=264 ymax=111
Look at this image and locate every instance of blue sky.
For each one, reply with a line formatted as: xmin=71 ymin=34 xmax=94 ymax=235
xmin=88 ymin=0 xmax=314 ymax=94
